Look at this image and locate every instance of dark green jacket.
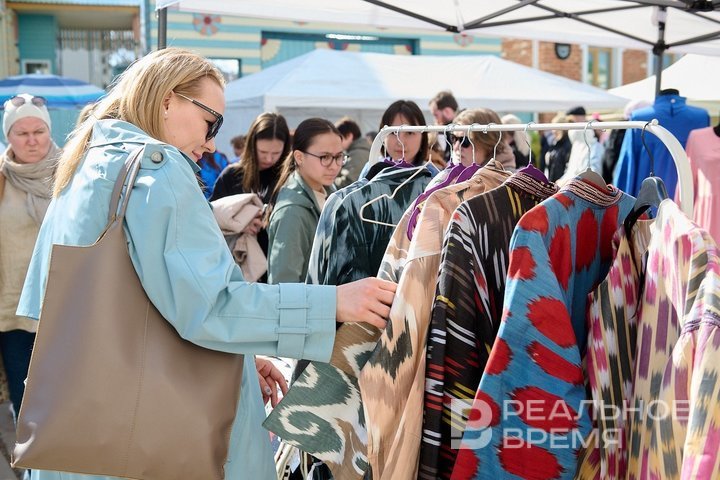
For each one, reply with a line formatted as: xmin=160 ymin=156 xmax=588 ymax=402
xmin=267 ymin=171 xmax=333 ymax=284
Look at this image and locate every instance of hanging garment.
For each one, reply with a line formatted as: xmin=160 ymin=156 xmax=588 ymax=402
xmin=580 ymin=200 xmax=720 ymax=479
xmin=305 ymin=178 xmax=369 ymax=285
xmin=359 ymin=162 xmax=511 ymax=480
xmin=419 ymin=172 xmax=557 ymax=480
xmin=310 ymin=166 xmax=433 ymax=286
xmin=677 ymin=126 xmax=720 ymax=244
xmin=452 ymin=179 xmax=635 ymax=480
xmin=263 ymin=166 xmax=433 ymax=480
xmin=613 ymin=94 xmax=709 ymax=199
xmin=574 ymin=219 xmax=653 ymax=480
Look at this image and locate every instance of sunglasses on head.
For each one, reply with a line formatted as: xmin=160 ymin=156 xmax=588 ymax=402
xmin=448 ymin=133 xmax=472 ymax=148
xmin=174 ymin=92 xmax=223 ymax=142
xmin=8 ymin=95 xmax=47 ymax=108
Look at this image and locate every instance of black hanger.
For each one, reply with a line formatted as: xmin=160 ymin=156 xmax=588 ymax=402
xmin=658 ymin=88 xmax=679 ymax=96
xmin=623 ymin=122 xmax=668 ymax=234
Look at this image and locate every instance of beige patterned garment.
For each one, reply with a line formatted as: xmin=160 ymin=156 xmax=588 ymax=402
xmin=359 ymin=161 xmax=510 ymax=480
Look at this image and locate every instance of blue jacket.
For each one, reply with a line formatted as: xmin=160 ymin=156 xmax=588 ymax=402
xmin=613 ymin=94 xmax=709 ymax=198
xmin=18 ymin=119 xmax=337 ymax=480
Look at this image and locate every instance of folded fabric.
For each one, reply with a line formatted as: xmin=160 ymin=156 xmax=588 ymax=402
xmin=211 ymin=193 xmax=266 ymax=282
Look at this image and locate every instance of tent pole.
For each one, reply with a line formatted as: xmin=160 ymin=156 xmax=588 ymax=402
xmin=158 ymin=7 xmax=168 ymax=50
xmin=653 ymin=6 xmax=667 ymax=96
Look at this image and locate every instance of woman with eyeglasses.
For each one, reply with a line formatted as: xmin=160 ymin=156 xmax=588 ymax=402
xmin=449 ymin=108 xmax=515 ymax=169
xmin=0 ymin=93 xmax=59 ymax=423
xmin=16 ymin=49 xmax=395 ymax=480
xmin=266 ymin=118 xmax=345 ymax=284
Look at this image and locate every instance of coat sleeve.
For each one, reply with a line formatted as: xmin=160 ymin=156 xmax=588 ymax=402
xmin=267 ymin=203 xmax=316 ymax=284
xmin=125 ymin=152 xmax=336 ymax=362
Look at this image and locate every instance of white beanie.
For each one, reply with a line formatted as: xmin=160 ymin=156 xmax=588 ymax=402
xmin=3 ymin=93 xmax=52 ymax=139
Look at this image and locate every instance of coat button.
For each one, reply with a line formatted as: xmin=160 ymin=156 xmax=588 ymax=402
xmin=150 ymin=151 xmax=164 ymax=164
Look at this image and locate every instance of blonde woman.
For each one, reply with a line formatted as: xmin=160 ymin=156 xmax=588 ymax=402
xmin=17 ymin=48 xmax=395 ymax=480
xmin=450 ymin=108 xmax=515 ymax=168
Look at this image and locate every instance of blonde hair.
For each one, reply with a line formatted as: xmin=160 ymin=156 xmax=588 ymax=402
xmin=53 ymin=48 xmax=225 ymax=196
xmin=453 ymin=108 xmax=508 ymax=163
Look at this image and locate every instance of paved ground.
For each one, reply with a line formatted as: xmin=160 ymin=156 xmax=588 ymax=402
xmin=0 ymin=402 xmax=23 ymax=480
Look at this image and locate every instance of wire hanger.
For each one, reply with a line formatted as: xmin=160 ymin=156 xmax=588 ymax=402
xmin=456 ymin=123 xmax=482 ymax=182
xmin=623 ymin=121 xmax=668 ymax=233
xmin=517 ymin=122 xmax=549 ymax=182
xmin=360 ymin=165 xmax=428 ymax=227
xmin=576 ymin=120 xmax=607 ymax=189
xmin=489 ymin=122 xmax=503 ymax=162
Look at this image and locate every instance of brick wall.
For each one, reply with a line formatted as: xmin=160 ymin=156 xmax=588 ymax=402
xmin=502 ymin=38 xmax=582 ymax=80
xmin=622 ymin=49 xmax=647 ymax=84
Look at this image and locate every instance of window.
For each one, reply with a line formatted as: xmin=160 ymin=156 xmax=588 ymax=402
xmin=209 ymin=58 xmax=241 ymax=82
xmin=22 ymin=60 xmax=51 ymax=75
xmin=586 ymin=47 xmax=613 ymax=89
xmin=649 ymin=52 xmax=680 ymax=72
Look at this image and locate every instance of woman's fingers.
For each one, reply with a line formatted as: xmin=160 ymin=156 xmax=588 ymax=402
xmin=336 ymin=277 xmax=396 ymax=328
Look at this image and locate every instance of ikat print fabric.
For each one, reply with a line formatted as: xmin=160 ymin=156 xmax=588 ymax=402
xmin=452 ymin=179 xmax=635 ymax=480
xmin=579 ymin=200 xmax=720 ymax=479
xmin=359 ymin=162 xmax=510 ymax=480
xmin=419 ymin=173 xmax=557 ymax=479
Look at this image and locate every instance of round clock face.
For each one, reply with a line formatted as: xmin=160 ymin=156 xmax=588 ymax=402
xmin=555 ymin=43 xmax=571 ymax=60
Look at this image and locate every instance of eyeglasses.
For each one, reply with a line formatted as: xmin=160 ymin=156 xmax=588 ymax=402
xmin=303 ymin=151 xmax=349 ymax=167
xmin=174 ymin=92 xmax=223 ymax=141
xmin=448 ymin=133 xmax=472 ymax=149
xmin=8 ymin=95 xmax=47 ymax=108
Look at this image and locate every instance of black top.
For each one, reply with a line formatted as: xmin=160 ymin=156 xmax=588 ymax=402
xmin=546 ymin=134 xmax=572 ymax=182
xmin=210 ymin=161 xmax=282 ymax=259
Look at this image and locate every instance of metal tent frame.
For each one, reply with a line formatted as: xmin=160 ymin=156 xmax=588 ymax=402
xmin=156 ymin=0 xmax=720 ymax=95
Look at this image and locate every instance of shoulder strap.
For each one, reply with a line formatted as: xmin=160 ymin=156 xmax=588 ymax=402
xmin=107 ymin=146 xmax=145 ymax=226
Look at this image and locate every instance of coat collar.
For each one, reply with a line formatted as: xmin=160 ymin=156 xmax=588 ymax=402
xmin=88 ymin=119 xmax=200 ymax=173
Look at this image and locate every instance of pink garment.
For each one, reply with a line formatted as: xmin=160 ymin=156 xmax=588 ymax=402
xmin=677 ymin=126 xmax=720 ymax=244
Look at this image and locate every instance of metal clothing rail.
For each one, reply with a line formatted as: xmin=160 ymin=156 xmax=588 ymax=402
xmin=368 ymin=119 xmax=694 ymax=216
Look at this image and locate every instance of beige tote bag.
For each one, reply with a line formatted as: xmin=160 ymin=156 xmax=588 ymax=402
xmin=13 ymin=147 xmax=245 ymax=480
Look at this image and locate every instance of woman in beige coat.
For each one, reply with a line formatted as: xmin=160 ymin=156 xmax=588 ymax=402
xmin=0 ymin=93 xmax=59 ymax=419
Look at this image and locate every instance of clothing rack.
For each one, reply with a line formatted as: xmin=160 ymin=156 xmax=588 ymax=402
xmin=368 ymin=120 xmax=694 ymax=217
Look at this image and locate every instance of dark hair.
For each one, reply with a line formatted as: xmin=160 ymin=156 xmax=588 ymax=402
xmin=430 ymin=90 xmax=458 ymax=112
xmin=230 ymin=134 xmax=246 ymax=150
xmin=234 ymin=112 xmax=291 ymax=193
xmin=379 ymin=100 xmax=429 ymax=165
xmin=271 ymin=118 xmax=341 ymax=203
xmin=335 ymin=116 xmax=362 ymax=141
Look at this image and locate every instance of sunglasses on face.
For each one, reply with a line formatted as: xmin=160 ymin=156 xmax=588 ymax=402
xmin=448 ymin=133 xmax=473 ymax=149
xmin=174 ymin=92 xmax=223 ymax=141
xmin=8 ymin=95 xmax=47 ymax=108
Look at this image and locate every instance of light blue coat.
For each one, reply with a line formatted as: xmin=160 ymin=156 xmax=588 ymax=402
xmin=17 ymin=119 xmax=337 ymax=480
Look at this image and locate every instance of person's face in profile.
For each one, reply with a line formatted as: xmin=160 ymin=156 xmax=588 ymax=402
xmin=162 ymin=77 xmax=224 ymax=162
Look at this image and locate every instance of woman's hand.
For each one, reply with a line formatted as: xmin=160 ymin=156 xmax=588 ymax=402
xmin=336 ymin=277 xmax=396 ymax=330
xmin=256 ymin=357 xmax=289 ymax=407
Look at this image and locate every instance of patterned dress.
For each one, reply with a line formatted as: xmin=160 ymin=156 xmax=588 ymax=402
xmin=452 ymin=179 xmax=635 ymax=480
xmin=359 ymin=162 xmax=511 ymax=480
xmin=579 ymin=200 xmax=720 ymax=479
xmin=263 ymin=166 xmax=432 ymax=480
xmin=420 ymin=173 xmax=557 ymax=479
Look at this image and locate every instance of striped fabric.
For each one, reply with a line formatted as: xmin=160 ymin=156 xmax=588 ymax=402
xmin=420 ymin=173 xmax=557 ymax=479
xmin=452 ymin=179 xmax=635 ymax=480
xmin=359 ymin=161 xmax=511 ymax=480
xmin=580 ymin=200 xmax=720 ymax=479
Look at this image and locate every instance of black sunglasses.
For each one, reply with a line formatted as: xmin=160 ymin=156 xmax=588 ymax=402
xmin=448 ymin=133 xmax=472 ymax=148
xmin=174 ymin=92 xmax=223 ymax=141
xmin=8 ymin=95 xmax=47 ymax=108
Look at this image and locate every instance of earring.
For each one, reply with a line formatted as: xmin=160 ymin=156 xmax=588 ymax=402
xmin=164 ymin=110 xmax=168 ymax=118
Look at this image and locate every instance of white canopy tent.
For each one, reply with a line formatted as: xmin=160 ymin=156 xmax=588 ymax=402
xmin=215 ymin=49 xmax=628 ymax=151
xmin=609 ymin=53 xmax=720 ymax=112
xmin=156 ymin=0 xmax=720 ymax=54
